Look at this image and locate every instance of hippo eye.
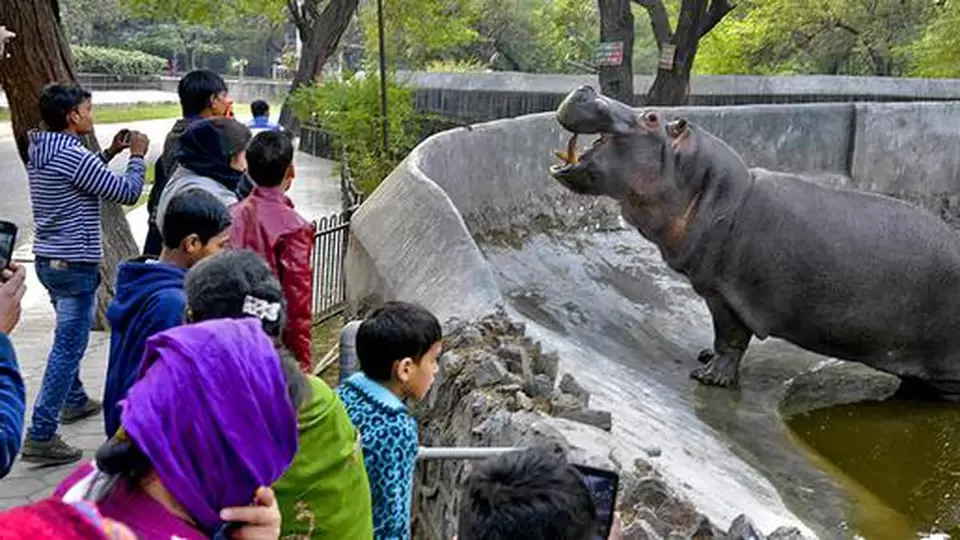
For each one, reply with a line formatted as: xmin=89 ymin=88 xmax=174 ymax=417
xmin=644 ymin=112 xmax=659 ymax=124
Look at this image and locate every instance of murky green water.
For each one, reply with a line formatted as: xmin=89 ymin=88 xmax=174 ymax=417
xmin=787 ymin=401 xmax=960 ymax=539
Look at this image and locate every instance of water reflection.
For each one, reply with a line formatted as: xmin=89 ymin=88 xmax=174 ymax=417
xmin=787 ymin=401 xmax=960 ymax=539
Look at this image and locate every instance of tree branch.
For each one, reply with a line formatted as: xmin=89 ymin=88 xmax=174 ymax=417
xmin=286 ymin=0 xmax=306 ymax=33
xmin=698 ymin=0 xmax=735 ymax=38
xmin=834 ymin=21 xmax=860 ymax=35
xmin=633 ymin=0 xmax=673 ymax=46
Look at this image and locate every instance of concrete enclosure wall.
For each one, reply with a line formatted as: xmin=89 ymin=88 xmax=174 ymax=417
xmin=146 ymin=72 xmax=960 ymax=124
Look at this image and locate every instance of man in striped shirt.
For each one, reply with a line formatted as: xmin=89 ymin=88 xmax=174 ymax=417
xmin=20 ymin=82 xmax=148 ymax=465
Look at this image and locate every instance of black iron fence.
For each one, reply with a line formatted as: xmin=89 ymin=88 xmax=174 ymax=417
xmin=310 ymin=144 xmax=363 ymax=323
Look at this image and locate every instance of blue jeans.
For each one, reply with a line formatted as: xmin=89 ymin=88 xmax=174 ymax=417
xmin=27 ymin=258 xmax=100 ymax=442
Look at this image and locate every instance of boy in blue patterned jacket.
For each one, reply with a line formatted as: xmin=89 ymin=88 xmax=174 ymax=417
xmin=338 ymin=301 xmax=442 ymax=540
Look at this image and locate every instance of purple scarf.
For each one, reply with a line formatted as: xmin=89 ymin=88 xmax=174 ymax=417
xmin=120 ymin=318 xmax=299 ymax=533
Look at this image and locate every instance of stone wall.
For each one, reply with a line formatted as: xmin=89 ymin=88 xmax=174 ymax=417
xmin=414 ymin=311 xmax=809 ymax=540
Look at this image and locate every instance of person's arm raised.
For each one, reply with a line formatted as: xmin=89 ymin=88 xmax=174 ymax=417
xmin=69 ymin=131 xmax=149 ymax=205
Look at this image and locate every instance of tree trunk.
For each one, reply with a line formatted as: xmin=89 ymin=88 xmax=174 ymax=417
xmin=644 ymin=0 xmax=733 ymax=106
xmin=597 ymin=0 xmax=635 ymax=105
xmin=0 ymin=0 xmax=139 ymax=331
xmin=278 ymin=0 xmax=360 ymax=133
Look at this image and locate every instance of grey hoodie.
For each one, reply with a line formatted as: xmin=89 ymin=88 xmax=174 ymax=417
xmin=155 ymin=164 xmax=241 ymax=231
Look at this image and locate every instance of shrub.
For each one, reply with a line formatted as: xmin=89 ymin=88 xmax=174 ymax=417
xmin=290 ymin=72 xmax=420 ymax=195
xmin=72 ymin=45 xmax=167 ymax=76
xmin=424 ymin=59 xmax=488 ymax=73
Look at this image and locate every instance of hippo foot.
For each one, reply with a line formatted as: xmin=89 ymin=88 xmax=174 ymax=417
xmin=691 ymin=349 xmax=739 ymax=387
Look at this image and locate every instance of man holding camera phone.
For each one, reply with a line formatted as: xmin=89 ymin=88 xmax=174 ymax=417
xmin=21 ymin=82 xmax=149 ymax=465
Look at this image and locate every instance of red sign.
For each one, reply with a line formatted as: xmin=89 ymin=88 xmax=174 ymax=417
xmin=595 ymin=41 xmax=624 ymax=67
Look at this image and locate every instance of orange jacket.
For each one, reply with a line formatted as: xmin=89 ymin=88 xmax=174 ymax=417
xmin=230 ymin=187 xmax=314 ymax=371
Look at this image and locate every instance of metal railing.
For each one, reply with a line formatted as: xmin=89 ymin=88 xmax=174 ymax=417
xmin=309 ymin=142 xmax=363 ymax=323
xmin=311 ymin=210 xmax=352 ymax=322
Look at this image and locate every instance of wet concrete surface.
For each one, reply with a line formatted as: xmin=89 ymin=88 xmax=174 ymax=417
xmin=479 ymin=227 xmax=877 ymax=538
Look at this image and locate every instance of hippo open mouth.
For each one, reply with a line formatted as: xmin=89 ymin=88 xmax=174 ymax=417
xmin=548 ymin=85 xmax=641 ymax=192
xmin=550 ymin=132 xmax=610 ymax=178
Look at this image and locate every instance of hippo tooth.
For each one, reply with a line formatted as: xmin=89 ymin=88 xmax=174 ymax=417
xmin=567 ymin=134 xmax=579 ymax=164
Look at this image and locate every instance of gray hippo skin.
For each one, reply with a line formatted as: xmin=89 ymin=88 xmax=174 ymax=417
xmin=549 ymin=85 xmax=960 ymax=398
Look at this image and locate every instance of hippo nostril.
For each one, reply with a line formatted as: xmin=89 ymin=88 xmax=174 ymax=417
xmin=645 ymin=112 xmax=659 ymax=124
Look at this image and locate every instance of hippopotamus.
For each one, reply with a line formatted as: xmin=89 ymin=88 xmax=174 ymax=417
xmin=549 ymin=85 xmax=960 ymax=399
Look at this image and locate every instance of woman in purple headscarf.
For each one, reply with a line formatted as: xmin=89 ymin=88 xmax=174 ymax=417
xmin=53 ymin=318 xmax=303 ymax=539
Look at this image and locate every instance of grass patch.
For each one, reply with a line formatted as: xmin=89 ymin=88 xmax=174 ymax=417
xmin=312 ymin=315 xmax=345 ymax=388
xmin=0 ymin=102 xmax=183 ymax=124
xmin=1 ymin=102 xmax=279 ymax=124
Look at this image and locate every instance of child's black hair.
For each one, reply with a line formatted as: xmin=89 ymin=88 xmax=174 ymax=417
xmin=355 ymin=301 xmax=442 ymax=382
xmin=183 ymin=249 xmax=312 ymax=407
xmin=456 ymin=447 xmax=598 ymax=540
xmin=184 ymin=249 xmax=287 ymax=338
xmin=246 ymin=130 xmax=295 ymax=188
xmin=160 ymin=188 xmax=232 ymax=249
xmin=177 ymin=70 xmax=228 ymax=117
xmin=39 ymin=82 xmax=91 ymax=131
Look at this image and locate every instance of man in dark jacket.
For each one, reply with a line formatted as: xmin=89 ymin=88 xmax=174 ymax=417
xmin=143 ymin=70 xmax=233 ymax=257
xmin=103 ymin=189 xmax=231 ymax=438
xmin=229 ymin=131 xmax=314 ymax=371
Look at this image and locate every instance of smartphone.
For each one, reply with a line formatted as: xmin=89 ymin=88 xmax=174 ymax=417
xmin=118 ymin=129 xmax=131 ymax=145
xmin=0 ymin=221 xmax=17 ymax=270
xmin=574 ymin=463 xmax=620 ymax=540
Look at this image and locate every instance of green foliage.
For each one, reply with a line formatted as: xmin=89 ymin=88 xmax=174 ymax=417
xmin=290 ymin=73 xmax=420 ymax=195
xmin=531 ymin=0 xmax=600 ymax=72
xmin=129 ymin=23 xmax=223 ymax=63
xmin=126 ymin=0 xmax=288 ymax=27
xmin=72 ymin=45 xmax=168 ymax=75
xmin=356 ymin=0 xmax=598 ymax=74
xmin=696 ymin=0 xmax=931 ymax=77
xmin=359 ymin=0 xmax=482 ymax=68
xmin=425 ymin=59 xmax=488 ymax=72
xmin=909 ymin=1 xmax=960 ymax=77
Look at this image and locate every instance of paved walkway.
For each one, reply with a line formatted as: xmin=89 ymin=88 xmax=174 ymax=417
xmin=0 ymin=117 xmax=343 ymax=509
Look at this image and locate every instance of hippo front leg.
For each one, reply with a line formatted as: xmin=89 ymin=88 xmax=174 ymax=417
xmin=691 ymin=294 xmax=753 ymax=388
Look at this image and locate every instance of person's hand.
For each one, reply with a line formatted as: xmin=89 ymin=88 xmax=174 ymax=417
xmin=108 ymin=129 xmax=131 ymax=156
xmin=0 ymin=26 xmax=15 ymax=59
xmin=607 ymin=512 xmax=624 ymax=540
xmin=128 ymin=131 xmax=150 ymax=158
xmin=221 ymin=486 xmax=281 ymax=539
xmin=0 ymin=263 xmax=27 ymax=335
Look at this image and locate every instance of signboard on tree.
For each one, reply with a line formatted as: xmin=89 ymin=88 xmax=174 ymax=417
xmin=658 ymin=43 xmax=676 ymax=70
xmin=594 ymin=41 xmax=624 ymax=67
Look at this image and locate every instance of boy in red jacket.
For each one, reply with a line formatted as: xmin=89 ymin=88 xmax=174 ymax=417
xmin=229 ymin=131 xmax=314 ymax=371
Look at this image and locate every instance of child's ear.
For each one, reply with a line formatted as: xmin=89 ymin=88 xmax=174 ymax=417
xmin=395 ymin=357 xmax=414 ymax=383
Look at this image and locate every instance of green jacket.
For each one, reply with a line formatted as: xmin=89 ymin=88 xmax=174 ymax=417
xmin=274 ymin=376 xmax=374 ymax=539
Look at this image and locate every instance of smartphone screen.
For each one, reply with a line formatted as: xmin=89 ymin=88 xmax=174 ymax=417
xmin=574 ymin=464 xmax=620 ymax=539
xmin=0 ymin=221 xmax=17 ymax=270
